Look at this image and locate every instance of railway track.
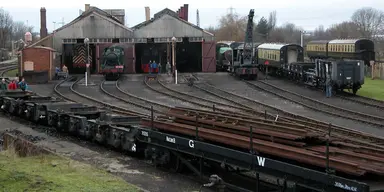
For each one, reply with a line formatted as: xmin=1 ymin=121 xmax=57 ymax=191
xmin=101 ymin=79 xmax=171 ymax=116
xmin=145 ymin=76 xmax=249 ymax=114
xmin=54 ymin=76 xmax=145 ymax=117
xmin=189 ymin=75 xmax=384 ymax=149
xmin=0 ymin=64 xmax=17 ymax=77
xmin=337 ymin=91 xmax=384 ymax=110
xmin=245 ymin=80 xmax=384 ymax=128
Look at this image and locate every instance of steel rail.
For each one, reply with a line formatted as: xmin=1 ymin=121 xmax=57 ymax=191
xmin=54 ymin=77 xmax=145 ymax=117
xmin=337 ymin=91 xmax=384 ymax=110
xmin=193 ymin=81 xmax=384 ymax=147
xmin=246 ymin=80 xmax=384 ymax=128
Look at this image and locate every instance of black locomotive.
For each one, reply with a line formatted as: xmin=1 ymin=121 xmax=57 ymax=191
xmin=257 ymin=42 xmax=365 ymax=94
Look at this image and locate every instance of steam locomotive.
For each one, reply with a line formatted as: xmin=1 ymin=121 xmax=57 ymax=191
xmin=100 ymin=45 xmax=125 ymax=80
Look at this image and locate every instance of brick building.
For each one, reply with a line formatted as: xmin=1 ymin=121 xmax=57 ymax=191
xmin=19 ymin=46 xmax=56 ymax=83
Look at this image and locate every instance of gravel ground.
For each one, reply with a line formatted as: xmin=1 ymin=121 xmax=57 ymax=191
xmin=118 ymin=74 xmax=204 ymax=110
xmin=195 ymin=73 xmax=384 ymax=137
xmin=263 ymin=79 xmax=384 ymax=118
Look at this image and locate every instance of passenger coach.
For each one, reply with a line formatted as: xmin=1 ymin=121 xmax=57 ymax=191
xmin=257 ymin=43 xmax=304 ymax=75
xmin=306 ymin=38 xmax=375 ymax=65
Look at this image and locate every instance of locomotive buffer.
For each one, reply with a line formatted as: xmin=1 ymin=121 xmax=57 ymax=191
xmin=230 ymin=9 xmax=258 ymax=80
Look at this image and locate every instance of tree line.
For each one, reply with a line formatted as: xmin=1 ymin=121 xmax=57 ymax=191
xmin=0 ymin=8 xmax=37 ymax=50
xmin=206 ymin=7 xmax=384 ymax=57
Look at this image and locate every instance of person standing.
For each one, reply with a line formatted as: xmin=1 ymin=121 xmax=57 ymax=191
xmin=152 ymin=61 xmax=158 ymax=74
xmin=149 ymin=60 xmax=152 ymax=74
xmin=8 ymin=80 xmax=17 ymax=90
xmin=166 ymin=62 xmax=171 ymax=76
xmin=0 ymin=79 xmax=7 ymax=91
xmin=158 ymin=63 xmax=162 ymax=74
xmin=18 ymin=78 xmax=28 ymax=91
xmin=325 ymin=72 xmax=332 ymax=98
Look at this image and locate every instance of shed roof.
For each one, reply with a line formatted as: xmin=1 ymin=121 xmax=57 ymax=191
xmin=132 ymin=8 xmax=214 ymax=37
xmin=28 ymin=6 xmax=132 ymax=49
xmin=328 ymin=39 xmax=364 ymax=44
xmin=54 ymin=6 xmax=132 ymax=33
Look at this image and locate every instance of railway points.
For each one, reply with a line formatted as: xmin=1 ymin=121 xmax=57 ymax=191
xmin=199 ymin=74 xmax=384 ymax=137
xmin=245 ymin=80 xmax=384 ymax=128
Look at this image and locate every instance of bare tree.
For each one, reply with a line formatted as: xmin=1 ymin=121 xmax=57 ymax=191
xmin=268 ymin=23 xmax=301 ymax=44
xmin=11 ymin=21 xmax=33 ymax=42
xmin=267 ymin=11 xmax=277 ymax=31
xmin=326 ymin=21 xmax=360 ymax=39
xmin=215 ymin=12 xmax=247 ymax=41
xmin=0 ymin=8 xmax=14 ymax=49
xmin=351 ymin=7 xmax=384 ymax=38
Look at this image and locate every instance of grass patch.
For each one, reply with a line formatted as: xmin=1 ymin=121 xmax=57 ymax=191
xmin=0 ymin=150 xmax=139 ymax=192
xmin=345 ymin=77 xmax=384 ymax=100
xmin=5 ymin=68 xmax=18 ymax=77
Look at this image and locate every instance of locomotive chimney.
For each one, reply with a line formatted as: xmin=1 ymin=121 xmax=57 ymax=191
xmin=145 ymin=7 xmax=150 ymax=21
xmin=184 ymin=4 xmax=189 ymax=21
xmin=40 ymin=7 xmax=48 ymax=38
xmin=85 ymin=4 xmax=90 ymax=11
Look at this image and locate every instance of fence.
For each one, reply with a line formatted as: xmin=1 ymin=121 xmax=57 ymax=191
xmin=365 ymin=62 xmax=384 ymax=80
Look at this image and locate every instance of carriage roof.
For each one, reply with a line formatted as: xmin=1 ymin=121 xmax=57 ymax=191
xmin=328 ymin=39 xmax=370 ymax=44
xmin=257 ymin=43 xmax=300 ymax=50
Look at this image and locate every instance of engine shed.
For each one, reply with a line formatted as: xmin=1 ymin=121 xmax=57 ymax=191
xmin=132 ymin=7 xmax=215 ymax=73
xmin=28 ymin=5 xmax=134 ymax=75
xmin=25 ymin=4 xmax=216 ymax=76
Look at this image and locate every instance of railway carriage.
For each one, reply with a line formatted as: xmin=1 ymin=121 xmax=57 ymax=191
xmin=257 ymin=43 xmax=304 ymax=76
xmin=306 ymin=40 xmax=328 ymax=60
xmin=307 ymin=38 xmax=375 ymax=65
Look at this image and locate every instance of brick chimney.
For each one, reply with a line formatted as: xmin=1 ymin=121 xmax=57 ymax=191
xmin=184 ymin=4 xmax=189 ymax=21
xmin=40 ymin=7 xmax=48 ymax=38
xmin=85 ymin=4 xmax=90 ymax=11
xmin=180 ymin=6 xmax=184 ymax=20
xmin=145 ymin=7 xmax=150 ymax=21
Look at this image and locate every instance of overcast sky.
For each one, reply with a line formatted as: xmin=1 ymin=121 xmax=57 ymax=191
xmin=2 ymin=0 xmax=384 ymax=33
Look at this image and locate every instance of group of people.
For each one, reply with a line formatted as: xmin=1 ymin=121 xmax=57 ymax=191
xmin=0 ymin=77 xmax=29 ymax=92
xmin=148 ymin=60 xmax=172 ymax=76
xmin=55 ymin=65 xmax=69 ymax=79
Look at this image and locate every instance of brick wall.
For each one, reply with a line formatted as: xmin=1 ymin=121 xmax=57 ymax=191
xmin=21 ymin=47 xmax=54 ymax=80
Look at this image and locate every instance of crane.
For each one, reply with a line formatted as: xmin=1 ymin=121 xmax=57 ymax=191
xmin=229 ymin=9 xmax=258 ymax=80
